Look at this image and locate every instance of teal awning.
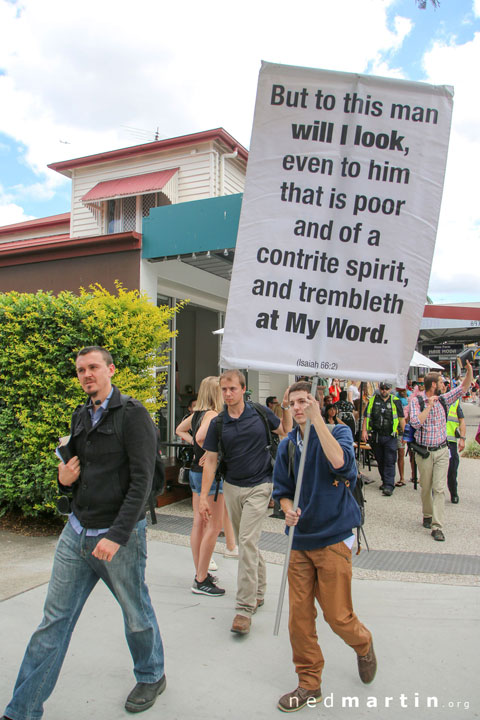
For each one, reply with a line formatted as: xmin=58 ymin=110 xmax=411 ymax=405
xmin=142 ymin=193 xmax=242 ymax=259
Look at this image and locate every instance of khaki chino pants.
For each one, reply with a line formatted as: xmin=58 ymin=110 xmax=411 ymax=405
xmin=415 ymin=445 xmax=449 ymax=530
xmin=288 ymin=542 xmax=371 ymax=690
xmin=223 ymin=481 xmax=271 ymax=617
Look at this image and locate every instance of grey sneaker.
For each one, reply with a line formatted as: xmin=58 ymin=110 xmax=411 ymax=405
xmin=277 ymin=686 xmax=322 ymax=712
xmin=192 ymin=575 xmax=225 ymax=596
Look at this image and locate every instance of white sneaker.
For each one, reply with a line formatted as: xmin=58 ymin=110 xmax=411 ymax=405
xmin=208 ymin=558 xmax=218 ymax=571
xmin=224 ymin=545 xmax=239 ymax=558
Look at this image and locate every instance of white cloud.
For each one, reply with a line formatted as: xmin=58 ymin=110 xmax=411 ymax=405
xmin=421 ymin=29 xmax=480 ymax=302
xmin=0 ymin=184 xmax=35 ymax=225
xmin=0 ymin=0 xmax=405 ymax=164
xmin=0 ymin=0 xmax=478 ymax=304
xmin=0 ymin=202 xmax=34 ymax=225
xmin=10 ymin=181 xmax=57 ymax=202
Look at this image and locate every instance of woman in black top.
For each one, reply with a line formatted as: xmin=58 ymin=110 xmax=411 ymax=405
xmin=176 ymin=376 xmax=227 ymax=595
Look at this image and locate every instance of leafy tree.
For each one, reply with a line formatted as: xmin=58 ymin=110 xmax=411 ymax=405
xmin=0 ymin=283 xmax=183 ymax=517
xmin=415 ymin=0 xmax=440 ymax=8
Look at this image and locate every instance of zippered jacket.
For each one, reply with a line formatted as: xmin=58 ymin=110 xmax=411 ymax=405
xmin=59 ymin=385 xmax=156 ymax=545
xmin=273 ymin=424 xmax=360 ymax=550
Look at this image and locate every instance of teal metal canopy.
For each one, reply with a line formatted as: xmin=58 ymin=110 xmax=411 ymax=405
xmin=142 ymin=193 xmax=242 ymax=259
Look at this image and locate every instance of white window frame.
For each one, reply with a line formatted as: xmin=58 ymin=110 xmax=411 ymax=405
xmin=104 ymin=193 xmax=169 ymax=234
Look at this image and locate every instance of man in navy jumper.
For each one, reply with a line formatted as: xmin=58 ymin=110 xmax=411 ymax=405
xmin=273 ymin=381 xmax=376 ymax=713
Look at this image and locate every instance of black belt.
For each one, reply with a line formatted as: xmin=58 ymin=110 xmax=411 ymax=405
xmin=416 ymin=441 xmax=448 ymax=452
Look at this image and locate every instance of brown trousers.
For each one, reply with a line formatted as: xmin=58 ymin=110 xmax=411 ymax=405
xmin=288 ymin=541 xmax=371 ymax=690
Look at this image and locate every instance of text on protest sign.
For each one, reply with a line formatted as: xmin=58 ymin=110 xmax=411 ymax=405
xmin=221 ymin=62 xmax=453 ymax=384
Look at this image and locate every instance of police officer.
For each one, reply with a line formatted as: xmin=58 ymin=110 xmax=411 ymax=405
xmin=445 ymin=398 xmax=466 ymax=504
xmin=362 ymin=383 xmax=405 ymax=496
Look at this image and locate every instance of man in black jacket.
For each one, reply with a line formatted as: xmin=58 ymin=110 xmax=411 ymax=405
xmin=3 ymin=347 xmax=165 ymax=720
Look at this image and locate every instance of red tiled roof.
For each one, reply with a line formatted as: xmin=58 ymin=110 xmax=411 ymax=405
xmin=48 ymin=128 xmax=248 ymax=177
xmin=0 ymin=212 xmax=70 ymax=237
xmin=0 ymin=232 xmax=141 ymax=267
xmin=82 ymin=169 xmax=178 ymax=204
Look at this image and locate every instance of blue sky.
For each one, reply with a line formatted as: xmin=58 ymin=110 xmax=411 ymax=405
xmin=385 ymin=0 xmax=480 ymax=76
xmin=0 ymin=0 xmax=479 ymax=302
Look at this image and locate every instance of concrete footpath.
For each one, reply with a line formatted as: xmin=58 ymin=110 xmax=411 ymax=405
xmin=1 ymin=402 xmax=479 ymax=719
xmin=1 ymin=542 xmax=479 ymax=720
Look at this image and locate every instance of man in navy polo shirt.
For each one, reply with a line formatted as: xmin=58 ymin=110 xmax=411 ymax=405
xmin=199 ymin=370 xmax=291 ymax=635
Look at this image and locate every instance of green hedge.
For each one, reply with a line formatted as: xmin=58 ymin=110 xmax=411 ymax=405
xmin=462 ymin=439 xmax=480 ymax=459
xmin=0 ymin=283 xmax=183 ymax=516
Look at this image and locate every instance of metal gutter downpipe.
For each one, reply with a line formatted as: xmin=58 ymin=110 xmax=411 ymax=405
xmin=219 ymin=150 xmax=238 ymax=196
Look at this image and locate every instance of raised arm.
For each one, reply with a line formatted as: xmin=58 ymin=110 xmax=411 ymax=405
xmin=175 ymin=413 xmax=194 ymax=445
xmin=304 ymin=393 xmax=345 ymax=469
xmin=461 ymin=360 xmax=474 ymax=395
xmin=273 ymin=385 xmax=293 ymax=436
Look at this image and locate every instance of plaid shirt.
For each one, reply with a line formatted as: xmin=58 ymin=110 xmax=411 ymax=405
xmin=409 ymin=385 xmax=463 ymax=447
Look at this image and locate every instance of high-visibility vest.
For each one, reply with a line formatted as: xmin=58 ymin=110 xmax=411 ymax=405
xmin=446 ymin=400 xmax=460 ymax=443
xmin=366 ymin=394 xmax=399 ymax=436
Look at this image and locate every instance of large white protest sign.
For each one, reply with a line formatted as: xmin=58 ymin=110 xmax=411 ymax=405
xmin=221 ymin=62 xmax=453 ymax=384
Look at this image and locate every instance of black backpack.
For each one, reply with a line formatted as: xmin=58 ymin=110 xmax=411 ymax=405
xmin=287 ymin=427 xmax=368 ymax=554
xmin=113 ymin=395 xmax=166 ymax=522
xmin=414 ymin=395 xmax=447 ymax=445
xmin=213 ymin=401 xmax=277 ymax=500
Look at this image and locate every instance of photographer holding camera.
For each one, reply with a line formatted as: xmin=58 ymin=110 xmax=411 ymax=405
xmin=409 ymin=361 xmax=473 ymax=542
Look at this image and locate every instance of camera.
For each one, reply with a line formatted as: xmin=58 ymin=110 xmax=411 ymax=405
xmin=457 ymin=348 xmax=474 ymax=369
xmin=56 ymin=495 xmax=71 ymax=515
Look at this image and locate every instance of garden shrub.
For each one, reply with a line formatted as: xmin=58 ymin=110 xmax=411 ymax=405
xmin=462 ymin=439 xmax=480 ymax=459
xmin=0 ymin=283 xmax=183 ymax=517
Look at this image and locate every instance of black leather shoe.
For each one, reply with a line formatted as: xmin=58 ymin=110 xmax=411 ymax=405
xmin=125 ymin=675 xmax=166 ymax=713
xmin=382 ymin=487 xmax=393 ymax=496
xmin=451 ymin=495 xmax=459 ymax=504
xmin=422 ymin=517 xmax=432 ymax=529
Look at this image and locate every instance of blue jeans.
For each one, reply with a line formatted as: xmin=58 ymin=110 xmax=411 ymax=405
xmin=189 ymin=469 xmax=223 ymax=496
xmin=5 ymin=519 xmax=164 ymax=720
